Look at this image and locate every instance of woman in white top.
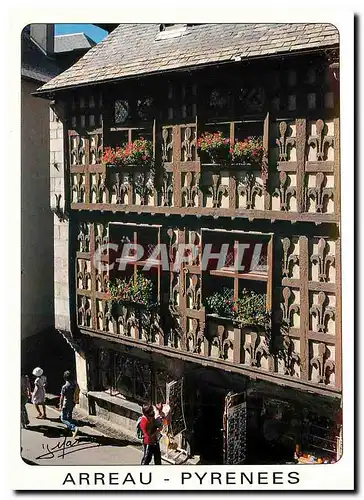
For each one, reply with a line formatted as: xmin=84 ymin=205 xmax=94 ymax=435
xmin=31 ymin=367 xmax=47 ymax=419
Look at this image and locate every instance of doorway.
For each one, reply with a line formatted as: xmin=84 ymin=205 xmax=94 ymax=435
xmin=193 ymin=382 xmax=226 ymax=464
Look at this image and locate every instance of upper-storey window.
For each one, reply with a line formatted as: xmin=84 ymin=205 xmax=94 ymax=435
xmin=114 ymin=99 xmax=129 ymax=124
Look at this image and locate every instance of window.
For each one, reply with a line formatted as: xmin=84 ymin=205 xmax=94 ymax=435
xmin=108 ymin=222 xmax=162 ymax=305
xmin=201 ymin=229 xmax=273 ymax=318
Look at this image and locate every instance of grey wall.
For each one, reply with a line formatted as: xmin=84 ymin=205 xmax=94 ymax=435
xmin=50 ymin=106 xmax=70 ymax=332
xmin=21 ymin=79 xmax=54 ymax=339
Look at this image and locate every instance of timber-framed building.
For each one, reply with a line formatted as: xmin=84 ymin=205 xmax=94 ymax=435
xmin=36 ymin=23 xmax=341 ymax=465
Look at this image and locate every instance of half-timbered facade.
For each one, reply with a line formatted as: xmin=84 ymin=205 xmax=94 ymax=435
xmin=37 ymin=23 xmax=341 ymax=464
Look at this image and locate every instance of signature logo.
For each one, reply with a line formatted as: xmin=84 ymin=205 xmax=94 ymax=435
xmin=36 ymin=436 xmax=101 ymax=460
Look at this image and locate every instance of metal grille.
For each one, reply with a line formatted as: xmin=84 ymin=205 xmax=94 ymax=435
xmin=115 ymin=100 xmax=129 ymax=124
xmin=225 ymin=394 xmax=247 ymax=465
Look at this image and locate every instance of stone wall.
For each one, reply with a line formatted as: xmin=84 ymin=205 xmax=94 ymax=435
xmin=21 ymin=79 xmax=54 ymax=340
xmin=50 ymin=106 xmax=70 ymax=332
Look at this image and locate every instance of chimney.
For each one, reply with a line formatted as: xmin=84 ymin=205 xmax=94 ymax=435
xmin=30 ymin=24 xmax=54 ymax=56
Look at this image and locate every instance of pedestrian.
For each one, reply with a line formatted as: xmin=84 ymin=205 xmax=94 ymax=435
xmin=21 ymin=374 xmax=31 ymax=428
xmin=140 ymin=403 xmax=162 ymax=465
xmin=59 ymin=370 xmax=79 ymax=438
xmin=31 ymin=367 xmax=47 ymax=419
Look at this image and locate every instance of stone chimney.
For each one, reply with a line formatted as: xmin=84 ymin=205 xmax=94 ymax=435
xmin=30 ymin=24 xmax=54 ymax=56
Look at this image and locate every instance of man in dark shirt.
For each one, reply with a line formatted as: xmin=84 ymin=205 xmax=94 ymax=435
xmin=140 ymin=404 xmax=162 ymax=465
xmin=59 ymin=370 xmax=79 ymax=437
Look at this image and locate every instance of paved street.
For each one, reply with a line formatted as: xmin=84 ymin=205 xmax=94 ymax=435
xmin=21 ymin=403 xmax=146 ymax=466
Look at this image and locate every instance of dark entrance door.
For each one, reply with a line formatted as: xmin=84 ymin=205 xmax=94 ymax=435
xmin=193 ymin=383 xmax=225 ymax=464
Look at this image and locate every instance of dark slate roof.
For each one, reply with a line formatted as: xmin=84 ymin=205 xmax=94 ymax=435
xmin=37 ymin=23 xmax=339 ymax=93
xmin=54 ymin=33 xmax=96 ymax=53
xmin=21 ymin=27 xmax=60 ymax=83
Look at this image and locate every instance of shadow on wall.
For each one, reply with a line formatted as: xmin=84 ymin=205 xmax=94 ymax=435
xmin=21 ymin=328 xmax=76 ymax=394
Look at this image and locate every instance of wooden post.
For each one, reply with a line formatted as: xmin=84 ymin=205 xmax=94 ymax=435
xmin=296 ymin=119 xmax=307 ymax=212
xmin=299 ymin=235 xmax=309 ymax=381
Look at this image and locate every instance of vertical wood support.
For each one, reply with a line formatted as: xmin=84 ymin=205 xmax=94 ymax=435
xmin=229 ymin=122 xmax=236 ymax=210
xmin=90 ymin=223 xmax=97 ymax=330
xmin=296 ymin=118 xmax=307 ymax=212
xmin=178 ymin=228 xmax=187 ymax=348
xmin=266 ymin=235 xmax=273 ymax=311
xmin=335 ymin=236 xmax=342 ymax=390
xmin=267 ymin=235 xmax=274 ymax=372
xmin=334 ymin=117 xmax=340 ymax=219
xmin=299 ymin=235 xmax=309 ymax=381
xmin=263 ymin=112 xmax=270 ymax=210
xmin=173 ymin=126 xmax=182 ymax=207
xmin=233 ymin=327 xmax=242 ymax=364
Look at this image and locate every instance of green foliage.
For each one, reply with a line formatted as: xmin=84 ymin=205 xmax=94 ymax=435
xmin=205 ymin=287 xmax=235 ymax=318
xmin=205 ymin=287 xmax=271 ymax=328
xmin=108 ymin=271 xmax=156 ymax=309
xmin=235 ymin=288 xmax=271 ymax=328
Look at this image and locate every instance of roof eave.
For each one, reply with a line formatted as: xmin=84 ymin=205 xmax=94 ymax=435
xmin=33 ymin=44 xmax=339 ymax=99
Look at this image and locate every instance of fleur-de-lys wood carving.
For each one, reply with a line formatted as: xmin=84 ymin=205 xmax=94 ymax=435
xmin=97 ymin=301 xmax=112 ymax=332
xmin=244 ymin=332 xmax=269 ymax=367
xmin=274 ymin=171 xmax=296 ymax=211
xmin=95 ymin=223 xmax=109 ymax=251
xmin=308 ymin=119 xmax=334 ymax=161
xmin=281 ymin=336 xmax=300 ymax=376
xmin=282 ymin=237 xmax=299 ymax=278
xmin=150 ymin=312 xmax=164 ymax=344
xmin=77 ymin=260 xmax=91 ymax=290
xmin=276 ymin=121 xmax=296 ymax=161
xmin=307 ymin=172 xmax=334 ymax=213
xmin=91 ymin=173 xmax=106 ymax=203
xmin=310 ymin=292 xmax=335 ymax=333
xmin=181 ymin=172 xmax=200 ymax=207
xmin=72 ymin=174 xmax=85 ymax=203
xmin=96 ymin=269 xmax=108 ymax=293
xmin=168 ymin=273 xmax=180 ymax=315
xmin=211 ymin=325 xmax=233 ymax=360
xmin=133 ymin=171 xmax=155 ymax=205
xmin=161 ymin=127 xmax=173 ymax=162
xmin=78 ymin=296 xmax=91 ymax=327
xmin=89 ymin=134 xmax=102 ymax=164
xmin=186 ymin=274 xmax=201 ymax=310
xmin=161 ymin=172 xmax=173 ymax=206
xmin=281 ymin=287 xmax=300 ymax=327
xmin=209 ymin=173 xmax=228 ymax=208
xmin=111 ymin=172 xmax=129 ymax=204
xmin=167 ymin=228 xmax=178 ymax=265
xmin=78 ymin=137 xmax=86 ymax=165
xmin=181 ymin=127 xmax=196 ymax=161
xmin=186 ymin=318 xmax=204 ymax=354
xmin=310 ymin=238 xmax=335 ymax=282
xmin=117 ymin=304 xmax=137 ymax=337
xmin=310 ymin=342 xmax=335 ymax=384
xmin=69 ymin=135 xmax=79 ymax=165
xmin=238 ymin=172 xmax=263 ymax=209
xmin=189 ymin=231 xmax=201 ymax=266
xmin=77 ymin=223 xmax=90 ymax=252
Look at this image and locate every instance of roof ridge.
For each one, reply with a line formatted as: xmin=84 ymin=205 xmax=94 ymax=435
xmin=55 ymin=33 xmax=87 ymax=38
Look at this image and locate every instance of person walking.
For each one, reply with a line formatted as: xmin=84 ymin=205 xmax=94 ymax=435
xmin=21 ymin=374 xmax=31 ymax=428
xmin=59 ymin=370 xmax=79 ymax=438
xmin=31 ymin=367 xmax=47 ymax=419
xmin=140 ymin=403 xmax=162 ymax=465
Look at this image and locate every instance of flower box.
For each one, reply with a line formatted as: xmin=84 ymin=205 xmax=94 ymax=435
xmin=197 ymin=132 xmax=232 ymax=165
xmin=107 ymin=272 xmax=157 ymax=319
xmin=102 ymin=138 xmax=154 ymax=169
